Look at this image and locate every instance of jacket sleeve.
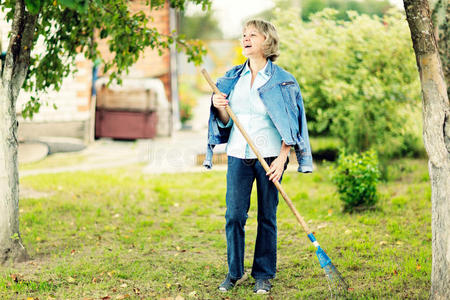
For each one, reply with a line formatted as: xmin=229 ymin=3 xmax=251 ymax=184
xmin=295 ymin=86 xmax=314 ymax=173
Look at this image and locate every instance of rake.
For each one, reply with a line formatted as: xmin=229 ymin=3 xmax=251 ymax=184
xmin=201 ymin=69 xmax=349 ymax=296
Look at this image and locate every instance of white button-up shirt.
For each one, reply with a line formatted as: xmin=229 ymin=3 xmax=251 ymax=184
xmin=218 ymin=61 xmax=282 ymax=159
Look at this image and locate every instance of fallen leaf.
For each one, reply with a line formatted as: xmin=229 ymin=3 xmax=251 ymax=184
xmin=116 ymin=295 xmax=130 ymax=299
xmin=112 ymin=288 xmax=117 ymax=292
xmin=101 ymin=296 xmax=111 ymax=300
xmin=317 ymin=223 xmax=328 ymax=229
xmin=188 ymin=291 xmax=197 ymax=297
xmin=10 ymin=274 xmax=20 ymax=282
xmin=92 ymin=277 xmax=98 ymax=283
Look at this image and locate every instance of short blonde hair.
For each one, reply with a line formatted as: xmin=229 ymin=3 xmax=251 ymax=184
xmin=243 ymin=19 xmax=280 ymax=61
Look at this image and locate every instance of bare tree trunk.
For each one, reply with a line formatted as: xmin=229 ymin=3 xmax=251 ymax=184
xmin=431 ymin=0 xmax=449 ymax=100
xmin=403 ymin=1 xmax=450 ymax=299
xmin=0 ymin=0 xmax=37 ymax=264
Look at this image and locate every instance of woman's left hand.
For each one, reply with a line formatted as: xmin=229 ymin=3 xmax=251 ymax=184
xmin=266 ymin=154 xmax=288 ymax=183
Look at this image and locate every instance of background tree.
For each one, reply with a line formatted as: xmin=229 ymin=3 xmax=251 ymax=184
xmin=272 ymin=8 xmax=423 ymax=177
xmin=254 ymin=0 xmax=395 ymax=22
xmin=431 ymin=0 xmax=449 ymax=100
xmin=403 ymin=0 xmax=449 ymax=298
xmin=179 ymin=9 xmax=222 ymax=40
xmin=0 ymin=0 xmax=210 ymax=264
xmin=301 ymin=0 xmax=393 ymax=21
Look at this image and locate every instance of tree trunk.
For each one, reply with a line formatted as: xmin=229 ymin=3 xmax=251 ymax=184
xmin=431 ymin=0 xmax=449 ymax=100
xmin=0 ymin=0 xmax=37 ymax=264
xmin=403 ymin=1 xmax=450 ymax=299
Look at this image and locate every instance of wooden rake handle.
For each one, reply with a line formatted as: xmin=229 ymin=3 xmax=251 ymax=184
xmin=201 ymin=68 xmax=312 ymax=235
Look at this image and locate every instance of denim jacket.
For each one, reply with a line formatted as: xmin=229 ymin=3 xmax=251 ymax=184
xmin=203 ymin=59 xmax=313 ymax=173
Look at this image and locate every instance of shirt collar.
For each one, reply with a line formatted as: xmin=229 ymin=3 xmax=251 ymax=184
xmin=240 ymin=60 xmax=270 ymax=80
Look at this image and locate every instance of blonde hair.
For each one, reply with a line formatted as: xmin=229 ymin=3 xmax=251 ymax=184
xmin=243 ymin=19 xmax=280 ymax=62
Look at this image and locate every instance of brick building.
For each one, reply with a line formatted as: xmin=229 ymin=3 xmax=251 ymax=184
xmin=0 ymin=0 xmax=179 ymax=142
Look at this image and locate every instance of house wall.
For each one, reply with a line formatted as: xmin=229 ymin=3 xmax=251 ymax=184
xmin=96 ymin=0 xmax=172 ymax=102
xmin=0 ymin=0 xmax=173 ymax=141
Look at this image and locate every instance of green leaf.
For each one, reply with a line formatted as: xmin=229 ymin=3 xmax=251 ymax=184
xmin=58 ymin=0 xmax=88 ymax=13
xmin=24 ymin=0 xmax=42 ymax=14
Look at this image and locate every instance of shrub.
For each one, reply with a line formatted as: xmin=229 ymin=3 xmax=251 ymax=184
xmin=178 ymin=80 xmax=198 ymax=125
xmin=331 ymin=149 xmax=381 ymax=212
xmin=273 ymin=8 xmax=422 ymax=163
xmin=310 ymin=136 xmax=342 ymax=161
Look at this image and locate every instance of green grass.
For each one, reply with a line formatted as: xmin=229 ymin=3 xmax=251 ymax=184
xmin=1 ymin=158 xmax=431 ymax=299
xmin=19 ymin=152 xmax=88 ymax=171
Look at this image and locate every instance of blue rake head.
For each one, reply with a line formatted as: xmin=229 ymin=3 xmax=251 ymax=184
xmin=316 ymin=246 xmax=349 ymax=293
xmin=307 ymin=234 xmax=349 ymax=294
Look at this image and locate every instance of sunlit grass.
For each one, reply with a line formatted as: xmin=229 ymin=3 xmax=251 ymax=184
xmin=1 ymin=158 xmax=431 ymax=299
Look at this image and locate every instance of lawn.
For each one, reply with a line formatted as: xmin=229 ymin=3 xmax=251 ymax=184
xmin=1 ymin=158 xmax=431 ymax=299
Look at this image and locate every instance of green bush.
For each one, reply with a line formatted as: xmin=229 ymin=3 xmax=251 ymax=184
xmin=178 ymin=80 xmax=198 ymax=125
xmin=310 ymin=136 xmax=342 ymax=161
xmin=331 ymin=149 xmax=381 ymax=212
xmin=273 ymin=8 xmax=422 ymax=163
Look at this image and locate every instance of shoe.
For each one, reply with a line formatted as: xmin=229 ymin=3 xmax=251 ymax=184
xmin=218 ymin=273 xmax=248 ymax=292
xmin=254 ymin=278 xmax=272 ymax=294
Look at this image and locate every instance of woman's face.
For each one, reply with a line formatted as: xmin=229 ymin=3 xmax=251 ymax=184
xmin=241 ymin=25 xmax=266 ymax=59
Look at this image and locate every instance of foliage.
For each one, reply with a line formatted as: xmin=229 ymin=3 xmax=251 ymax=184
xmin=331 ymin=149 xmax=381 ymax=212
xmin=309 ymin=136 xmax=342 ymax=161
xmin=252 ymin=0 xmax=394 ymax=22
xmin=273 ymin=8 xmax=423 ymax=165
xmin=179 ymin=9 xmax=222 ymax=40
xmin=232 ymin=43 xmax=247 ymax=66
xmin=178 ymin=81 xmax=198 ymax=124
xmin=3 ymin=158 xmax=431 ymax=298
xmin=0 ymin=0 xmax=211 ymax=118
xmin=301 ymin=0 xmax=393 ymax=21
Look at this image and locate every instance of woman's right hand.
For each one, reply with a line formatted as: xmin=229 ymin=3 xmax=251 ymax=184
xmin=212 ymin=92 xmax=229 ymax=109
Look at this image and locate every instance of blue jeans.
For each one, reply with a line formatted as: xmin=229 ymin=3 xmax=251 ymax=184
xmin=225 ymin=155 xmax=288 ymax=280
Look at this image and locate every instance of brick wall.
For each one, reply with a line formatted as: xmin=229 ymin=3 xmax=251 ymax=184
xmin=0 ymin=1 xmax=173 ymax=139
xmin=96 ymin=0 xmax=172 ymax=101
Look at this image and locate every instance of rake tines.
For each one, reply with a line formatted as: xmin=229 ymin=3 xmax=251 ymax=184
xmin=313 ymin=237 xmax=349 ymax=297
xmin=323 ymin=261 xmax=349 ymax=298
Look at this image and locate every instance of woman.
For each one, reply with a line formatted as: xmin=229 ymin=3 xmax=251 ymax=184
xmin=203 ymin=19 xmax=313 ymax=294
